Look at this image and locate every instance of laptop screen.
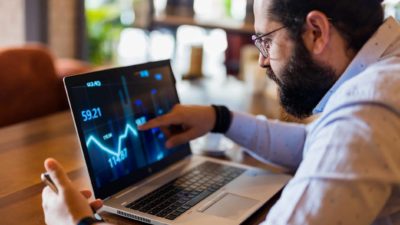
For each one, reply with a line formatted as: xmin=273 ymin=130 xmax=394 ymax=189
xmin=64 ymin=60 xmax=191 ymax=199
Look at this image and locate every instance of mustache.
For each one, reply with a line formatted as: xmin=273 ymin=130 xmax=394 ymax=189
xmin=265 ymin=66 xmax=282 ymax=87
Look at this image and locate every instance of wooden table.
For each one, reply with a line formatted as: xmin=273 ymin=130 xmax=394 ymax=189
xmin=0 ymin=78 xmax=282 ymax=225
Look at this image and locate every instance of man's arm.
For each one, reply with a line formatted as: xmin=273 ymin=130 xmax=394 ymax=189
xmin=225 ymin=111 xmax=307 ymax=171
xmin=261 ymin=105 xmax=400 ymax=225
xmin=139 ymin=104 xmax=307 ymax=171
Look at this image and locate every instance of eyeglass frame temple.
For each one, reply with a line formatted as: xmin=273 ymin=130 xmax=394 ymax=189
xmin=251 ymin=26 xmax=287 ymax=41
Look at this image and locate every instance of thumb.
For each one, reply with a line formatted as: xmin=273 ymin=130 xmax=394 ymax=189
xmin=44 ymin=158 xmax=71 ymax=191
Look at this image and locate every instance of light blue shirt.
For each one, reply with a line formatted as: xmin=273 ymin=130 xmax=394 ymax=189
xmin=225 ymin=17 xmax=400 ymax=225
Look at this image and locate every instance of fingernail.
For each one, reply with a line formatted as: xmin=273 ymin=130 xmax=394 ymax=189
xmin=46 ymin=160 xmax=57 ymax=170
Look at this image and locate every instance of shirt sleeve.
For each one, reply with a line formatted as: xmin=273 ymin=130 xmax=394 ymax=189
xmin=261 ymin=105 xmax=400 ymax=225
xmin=225 ymin=111 xmax=307 ymax=171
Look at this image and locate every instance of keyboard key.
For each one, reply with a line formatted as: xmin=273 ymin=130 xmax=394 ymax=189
xmin=156 ymin=210 xmax=170 ymax=217
xmin=165 ymin=214 xmax=178 ymax=220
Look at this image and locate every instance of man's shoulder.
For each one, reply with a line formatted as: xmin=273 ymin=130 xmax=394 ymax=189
xmin=307 ymin=56 xmax=400 ymax=134
xmin=324 ymin=55 xmax=400 ymax=116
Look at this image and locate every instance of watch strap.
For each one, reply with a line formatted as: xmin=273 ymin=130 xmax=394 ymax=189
xmin=77 ymin=216 xmax=102 ymax=225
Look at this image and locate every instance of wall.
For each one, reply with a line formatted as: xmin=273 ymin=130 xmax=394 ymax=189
xmin=48 ymin=0 xmax=77 ymax=58
xmin=0 ymin=0 xmax=26 ymax=46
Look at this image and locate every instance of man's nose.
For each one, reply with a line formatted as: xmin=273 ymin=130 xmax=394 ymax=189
xmin=258 ymin=53 xmax=270 ymax=68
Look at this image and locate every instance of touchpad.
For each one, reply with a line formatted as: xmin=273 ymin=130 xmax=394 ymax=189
xmin=203 ymin=193 xmax=259 ymax=220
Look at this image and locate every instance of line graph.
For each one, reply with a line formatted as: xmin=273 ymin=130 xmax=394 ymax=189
xmin=86 ymin=123 xmax=138 ymax=157
xmin=73 ymin=68 xmax=179 ymax=188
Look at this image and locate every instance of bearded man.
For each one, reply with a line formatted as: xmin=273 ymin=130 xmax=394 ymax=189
xmin=42 ymin=0 xmax=400 ymax=224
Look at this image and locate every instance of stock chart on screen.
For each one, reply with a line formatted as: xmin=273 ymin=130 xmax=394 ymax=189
xmin=69 ymin=66 xmax=181 ymax=188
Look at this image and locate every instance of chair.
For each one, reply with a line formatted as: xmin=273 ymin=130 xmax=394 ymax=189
xmin=0 ymin=45 xmax=88 ymax=127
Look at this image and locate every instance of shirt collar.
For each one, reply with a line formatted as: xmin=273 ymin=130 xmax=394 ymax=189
xmin=312 ymin=17 xmax=400 ymax=114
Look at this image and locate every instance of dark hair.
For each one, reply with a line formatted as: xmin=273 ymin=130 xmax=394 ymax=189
xmin=269 ymin=0 xmax=384 ymax=51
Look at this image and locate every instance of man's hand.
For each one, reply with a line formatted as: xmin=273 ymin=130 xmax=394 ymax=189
xmin=139 ymin=104 xmax=216 ymax=148
xmin=41 ymin=158 xmax=103 ymax=225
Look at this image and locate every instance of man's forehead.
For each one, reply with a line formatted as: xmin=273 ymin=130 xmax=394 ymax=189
xmin=253 ymin=0 xmax=279 ymax=33
xmin=254 ymin=0 xmax=270 ymax=12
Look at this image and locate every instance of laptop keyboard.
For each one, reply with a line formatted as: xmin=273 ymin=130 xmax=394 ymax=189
xmin=125 ymin=161 xmax=246 ymax=220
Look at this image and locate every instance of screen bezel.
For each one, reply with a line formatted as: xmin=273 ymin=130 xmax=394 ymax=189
xmin=64 ymin=60 xmax=192 ymax=199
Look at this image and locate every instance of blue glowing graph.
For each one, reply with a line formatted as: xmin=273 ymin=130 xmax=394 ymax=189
xmin=72 ymin=66 xmax=179 ymax=189
xmin=86 ymin=123 xmax=138 ymax=157
xmin=86 ymin=123 xmax=139 ymax=169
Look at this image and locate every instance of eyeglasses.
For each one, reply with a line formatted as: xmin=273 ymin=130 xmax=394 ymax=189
xmin=252 ymin=26 xmax=286 ymax=58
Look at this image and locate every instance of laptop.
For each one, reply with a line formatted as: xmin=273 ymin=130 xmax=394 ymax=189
xmin=64 ymin=59 xmax=291 ymax=225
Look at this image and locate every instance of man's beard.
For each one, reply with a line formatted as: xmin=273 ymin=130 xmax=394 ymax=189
xmin=266 ymin=40 xmax=338 ymax=119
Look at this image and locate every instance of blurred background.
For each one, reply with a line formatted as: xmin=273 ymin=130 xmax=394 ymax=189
xmin=0 ymin=0 xmax=399 ymax=128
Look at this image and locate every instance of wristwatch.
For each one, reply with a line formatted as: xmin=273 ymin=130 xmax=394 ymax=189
xmin=77 ymin=216 xmax=103 ymax=225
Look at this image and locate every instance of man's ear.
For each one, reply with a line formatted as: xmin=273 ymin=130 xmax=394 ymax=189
xmin=302 ymin=11 xmax=331 ymax=55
